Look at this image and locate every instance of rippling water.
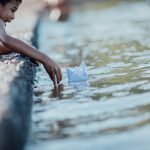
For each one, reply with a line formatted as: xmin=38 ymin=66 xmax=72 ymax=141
xmin=27 ymin=1 xmax=150 ymax=150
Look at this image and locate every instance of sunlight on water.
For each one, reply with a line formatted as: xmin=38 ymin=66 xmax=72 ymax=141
xmin=27 ymin=1 xmax=150 ymax=150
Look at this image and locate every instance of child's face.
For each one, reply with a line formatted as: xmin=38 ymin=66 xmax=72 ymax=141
xmin=0 ymin=0 xmax=21 ymax=23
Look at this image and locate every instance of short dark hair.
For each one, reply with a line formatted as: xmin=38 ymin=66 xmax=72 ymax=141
xmin=0 ymin=0 xmax=22 ymax=5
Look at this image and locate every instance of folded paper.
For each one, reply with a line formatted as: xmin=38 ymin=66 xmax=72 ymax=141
xmin=66 ymin=61 xmax=88 ymax=82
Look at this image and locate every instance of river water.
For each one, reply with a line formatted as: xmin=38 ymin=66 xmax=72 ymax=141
xmin=27 ymin=1 xmax=150 ymax=150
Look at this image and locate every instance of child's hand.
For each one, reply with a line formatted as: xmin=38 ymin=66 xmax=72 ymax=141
xmin=43 ymin=58 xmax=62 ymax=85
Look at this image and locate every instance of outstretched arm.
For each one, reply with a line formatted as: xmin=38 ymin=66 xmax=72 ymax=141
xmin=0 ymin=41 xmax=13 ymax=54
xmin=0 ymin=20 xmax=62 ymax=85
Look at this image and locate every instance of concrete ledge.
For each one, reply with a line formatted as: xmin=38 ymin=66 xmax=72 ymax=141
xmin=0 ymin=52 xmax=36 ymax=150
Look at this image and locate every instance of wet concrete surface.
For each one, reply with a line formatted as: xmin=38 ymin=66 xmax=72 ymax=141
xmin=0 ymin=1 xmax=42 ymax=149
xmin=0 ymin=53 xmax=36 ymax=150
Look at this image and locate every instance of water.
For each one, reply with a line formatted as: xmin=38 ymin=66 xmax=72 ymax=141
xmin=27 ymin=1 xmax=150 ymax=150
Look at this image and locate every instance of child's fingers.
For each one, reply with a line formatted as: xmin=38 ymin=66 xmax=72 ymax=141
xmin=58 ymin=68 xmax=62 ymax=81
xmin=55 ymin=70 xmax=60 ymax=84
xmin=52 ymin=73 xmax=57 ymax=85
xmin=50 ymin=72 xmax=56 ymax=85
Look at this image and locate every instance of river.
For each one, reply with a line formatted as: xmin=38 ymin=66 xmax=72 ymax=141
xmin=26 ymin=1 xmax=150 ymax=150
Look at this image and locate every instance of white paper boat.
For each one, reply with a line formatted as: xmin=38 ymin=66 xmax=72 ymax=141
xmin=66 ymin=61 xmax=88 ymax=82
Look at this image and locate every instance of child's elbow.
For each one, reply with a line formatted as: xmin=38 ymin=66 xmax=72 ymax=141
xmin=1 ymin=34 xmax=10 ymax=45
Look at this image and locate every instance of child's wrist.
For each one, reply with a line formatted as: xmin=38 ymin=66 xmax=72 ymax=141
xmin=37 ymin=53 xmax=48 ymax=63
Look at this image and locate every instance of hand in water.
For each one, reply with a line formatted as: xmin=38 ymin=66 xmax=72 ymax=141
xmin=43 ymin=58 xmax=62 ymax=85
xmin=51 ymin=84 xmax=64 ymax=98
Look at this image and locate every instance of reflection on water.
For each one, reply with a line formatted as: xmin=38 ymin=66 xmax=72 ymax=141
xmin=27 ymin=1 xmax=150 ymax=150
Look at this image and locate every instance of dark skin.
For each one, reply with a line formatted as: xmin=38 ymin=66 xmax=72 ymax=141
xmin=0 ymin=0 xmax=62 ymax=85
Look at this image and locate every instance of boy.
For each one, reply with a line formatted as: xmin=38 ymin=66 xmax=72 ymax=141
xmin=0 ymin=0 xmax=62 ymax=85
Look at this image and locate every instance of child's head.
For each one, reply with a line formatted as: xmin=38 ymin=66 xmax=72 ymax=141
xmin=0 ymin=0 xmax=22 ymax=22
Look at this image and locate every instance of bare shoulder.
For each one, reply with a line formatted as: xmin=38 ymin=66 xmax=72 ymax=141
xmin=0 ymin=19 xmax=7 ymax=42
xmin=0 ymin=18 xmax=5 ymax=29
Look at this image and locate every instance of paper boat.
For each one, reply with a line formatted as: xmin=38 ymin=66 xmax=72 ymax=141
xmin=66 ymin=61 xmax=88 ymax=82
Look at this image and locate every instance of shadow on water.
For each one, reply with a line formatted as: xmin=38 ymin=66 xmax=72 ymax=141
xmin=27 ymin=0 xmax=150 ymax=150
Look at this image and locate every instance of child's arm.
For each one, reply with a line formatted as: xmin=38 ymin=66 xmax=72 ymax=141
xmin=0 ymin=20 xmax=62 ymax=85
xmin=4 ymin=35 xmax=62 ymax=85
xmin=0 ymin=41 xmax=13 ymax=54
